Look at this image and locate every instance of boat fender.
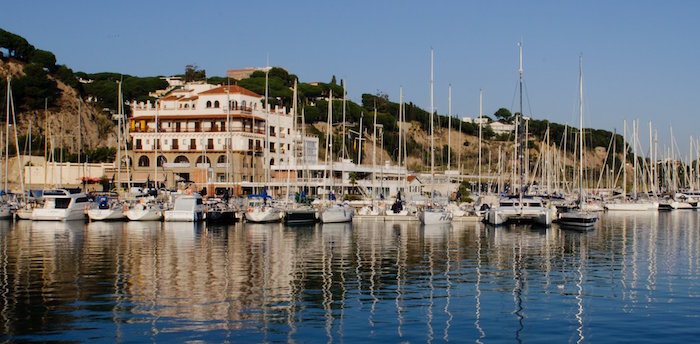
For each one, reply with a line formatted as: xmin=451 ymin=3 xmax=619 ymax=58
xmin=124 ymin=204 xmax=129 ymax=211
xmin=247 ymin=206 xmax=253 ymax=213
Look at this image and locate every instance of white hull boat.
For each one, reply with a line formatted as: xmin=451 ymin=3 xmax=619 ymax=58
xmin=88 ymin=208 xmax=125 ymax=221
xmin=558 ymin=210 xmax=598 ymax=229
xmin=670 ymin=201 xmax=695 ymax=209
xmin=418 ymin=208 xmax=453 ymax=225
xmin=32 ymin=189 xmax=88 ymax=221
xmin=125 ymin=203 xmax=164 ymax=221
xmin=15 ymin=207 xmax=33 ymax=220
xmin=245 ymin=206 xmax=282 ymax=223
xmin=163 ymin=194 xmax=205 ymax=222
xmin=320 ymin=204 xmax=353 ymax=223
xmin=604 ymin=201 xmax=658 ymax=211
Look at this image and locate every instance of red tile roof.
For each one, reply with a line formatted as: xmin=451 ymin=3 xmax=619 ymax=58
xmin=198 ymin=85 xmax=261 ymax=98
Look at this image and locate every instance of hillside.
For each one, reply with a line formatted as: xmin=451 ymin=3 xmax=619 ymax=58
xmin=1 ymin=27 xmax=622 ymax=179
xmin=0 ymin=58 xmax=117 ymax=159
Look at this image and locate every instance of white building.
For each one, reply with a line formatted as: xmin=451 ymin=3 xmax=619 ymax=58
xmin=122 ymin=81 xmax=317 ymax=196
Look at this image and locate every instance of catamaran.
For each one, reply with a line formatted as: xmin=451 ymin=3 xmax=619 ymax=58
xmin=486 ymin=43 xmax=552 ymax=226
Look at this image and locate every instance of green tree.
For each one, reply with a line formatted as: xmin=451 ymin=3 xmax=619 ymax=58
xmin=12 ymin=63 xmax=60 ymax=110
xmin=0 ymin=28 xmax=35 ymax=60
xmin=494 ymin=108 xmax=513 ymax=123
xmin=185 ymin=64 xmax=205 ymax=82
xmin=29 ymin=49 xmax=56 ymax=72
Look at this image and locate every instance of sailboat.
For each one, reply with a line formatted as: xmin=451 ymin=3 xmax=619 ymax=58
xmin=320 ymin=90 xmax=353 ymax=223
xmin=604 ymin=120 xmax=659 ymax=211
xmin=418 ymin=49 xmax=453 ymax=225
xmin=558 ymin=55 xmax=598 ymax=229
xmin=126 ymin=98 xmax=165 ymax=221
xmin=0 ymin=77 xmax=17 ymax=219
xmin=283 ymin=81 xmax=317 ymax=225
xmin=246 ymin=67 xmax=283 ymax=224
xmin=386 ymin=87 xmax=410 ymax=218
xmin=486 ymin=42 xmax=552 ymax=226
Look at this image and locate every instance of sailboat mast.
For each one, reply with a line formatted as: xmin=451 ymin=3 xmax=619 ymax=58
xmin=225 ymin=78 xmax=230 ymax=187
xmin=448 ymin=84 xmax=451 ymax=169
xmin=343 ymin=81 xmax=347 ymax=161
xmin=578 ymin=55 xmax=584 ymax=205
xmin=518 ymin=42 xmax=524 ymax=207
xmin=623 ymin=119 xmax=627 ymax=197
xmin=478 ymin=88 xmax=482 ymax=193
xmin=154 ymin=99 xmax=159 ymax=191
xmin=5 ymin=77 xmax=10 ymax=193
xmin=117 ymin=81 xmax=122 ymax=193
xmin=430 ymin=48 xmax=434 ymax=198
xmin=633 ymin=119 xmax=637 ymax=199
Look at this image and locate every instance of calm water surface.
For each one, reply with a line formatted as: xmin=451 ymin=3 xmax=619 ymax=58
xmin=1 ymin=212 xmax=700 ymax=343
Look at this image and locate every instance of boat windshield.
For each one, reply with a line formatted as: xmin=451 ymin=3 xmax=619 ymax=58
xmin=51 ymin=198 xmax=71 ymax=209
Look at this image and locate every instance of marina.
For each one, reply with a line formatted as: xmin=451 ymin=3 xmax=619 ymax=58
xmin=3 ymin=2 xmax=700 ymax=341
xmin=2 ymin=212 xmax=700 ymax=342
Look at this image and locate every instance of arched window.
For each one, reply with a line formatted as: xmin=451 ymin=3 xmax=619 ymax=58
xmin=206 ymin=100 xmax=212 ymax=108
xmin=241 ymin=100 xmax=246 ymax=109
xmin=184 ymin=103 xmax=189 ymax=108
xmin=120 ymin=156 xmax=132 ymax=168
xmin=157 ymin=155 xmax=167 ymax=167
xmin=269 ymin=158 xmax=275 ymax=166
xmin=214 ymin=100 xmax=220 ymax=108
xmin=174 ymin=155 xmax=190 ymax=164
xmin=217 ymin=155 xmax=227 ymax=163
xmin=138 ymin=155 xmax=150 ymax=167
xmin=196 ymin=155 xmax=211 ymax=164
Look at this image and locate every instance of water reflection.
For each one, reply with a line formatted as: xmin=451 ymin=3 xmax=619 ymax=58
xmin=1 ymin=212 xmax=700 ymax=342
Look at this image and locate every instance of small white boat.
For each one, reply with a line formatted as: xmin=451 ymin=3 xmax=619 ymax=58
xmin=32 ymin=189 xmax=89 ymax=221
xmin=125 ymin=200 xmax=164 ymax=221
xmin=164 ymin=193 xmax=205 ymax=222
xmin=245 ymin=205 xmax=282 ymax=223
xmin=604 ymin=200 xmax=658 ymax=211
xmin=418 ymin=207 xmax=453 ymax=225
xmin=245 ymin=195 xmax=282 ymax=223
xmin=87 ymin=195 xmax=125 ymax=221
xmin=558 ymin=210 xmax=598 ymax=229
xmin=320 ymin=203 xmax=353 ymax=223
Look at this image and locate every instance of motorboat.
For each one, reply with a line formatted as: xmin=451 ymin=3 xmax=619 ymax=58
xmin=164 ymin=193 xmax=205 ymax=222
xmin=32 ymin=188 xmax=89 ymax=221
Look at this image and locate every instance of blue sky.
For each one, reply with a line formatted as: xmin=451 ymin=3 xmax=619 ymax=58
xmin=3 ymin=1 xmax=699 ymax=156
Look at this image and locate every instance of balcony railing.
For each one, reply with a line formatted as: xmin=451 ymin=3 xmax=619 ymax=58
xmin=131 ymin=127 xmax=266 ymax=134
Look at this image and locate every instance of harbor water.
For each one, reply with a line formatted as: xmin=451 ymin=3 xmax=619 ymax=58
xmin=1 ymin=212 xmax=700 ymax=342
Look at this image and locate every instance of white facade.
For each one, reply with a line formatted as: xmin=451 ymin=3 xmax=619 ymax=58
xmin=126 ymin=81 xmax=316 ymax=194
